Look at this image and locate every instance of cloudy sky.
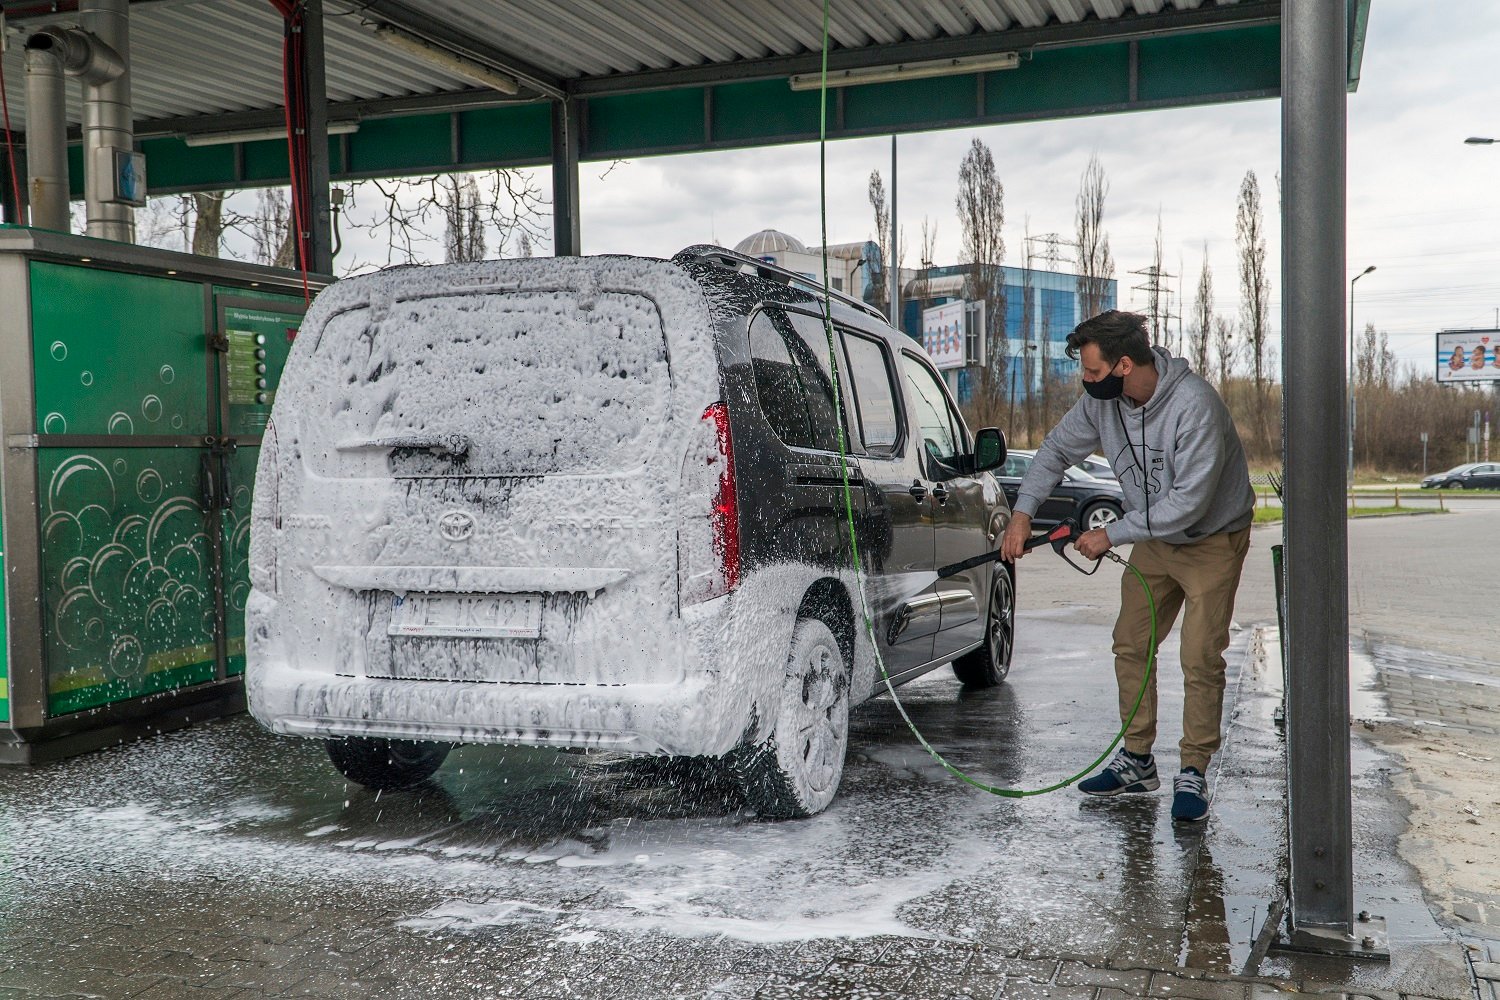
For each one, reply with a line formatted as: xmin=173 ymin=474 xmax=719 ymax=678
xmin=316 ymin=2 xmax=1500 ymax=374
xmin=561 ymin=0 xmax=1500 ymax=374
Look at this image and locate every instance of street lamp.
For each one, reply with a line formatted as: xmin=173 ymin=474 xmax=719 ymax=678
xmin=1348 ymin=265 xmax=1376 ymax=485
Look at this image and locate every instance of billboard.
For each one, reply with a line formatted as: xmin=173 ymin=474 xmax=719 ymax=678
xmin=922 ymin=301 xmax=967 ymax=370
xmin=1437 ymin=329 xmax=1500 ymax=383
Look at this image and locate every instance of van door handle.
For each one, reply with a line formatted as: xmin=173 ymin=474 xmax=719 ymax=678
xmin=931 ymin=482 xmax=949 ymax=505
xmin=908 ymin=481 xmax=927 ymax=501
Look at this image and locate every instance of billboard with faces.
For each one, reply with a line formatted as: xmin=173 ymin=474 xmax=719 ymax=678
xmin=1437 ymin=330 xmax=1500 ymax=383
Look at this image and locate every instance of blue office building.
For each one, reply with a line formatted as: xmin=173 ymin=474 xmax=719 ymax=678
xmin=899 ymin=263 xmax=1118 ymax=405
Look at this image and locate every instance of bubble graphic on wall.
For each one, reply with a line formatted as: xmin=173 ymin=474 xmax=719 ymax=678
xmin=44 ymin=413 xmax=67 ymax=434
xmin=80 ymin=371 xmax=94 ymax=387
xmin=159 ymin=365 xmax=176 ymax=384
xmin=136 ymin=469 xmax=164 ymax=504
xmin=113 ymin=458 xmax=128 ymax=476
xmin=107 ymin=634 xmax=146 ymax=680
xmin=108 ymin=412 xmax=135 ymax=435
xmin=50 ymin=341 xmax=67 ymax=361
xmin=170 ymin=415 xmax=184 ymax=430
xmin=141 ymin=395 xmax=163 ymax=423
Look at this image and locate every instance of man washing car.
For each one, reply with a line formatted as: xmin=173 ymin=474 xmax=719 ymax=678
xmin=999 ymin=310 xmax=1255 ymax=823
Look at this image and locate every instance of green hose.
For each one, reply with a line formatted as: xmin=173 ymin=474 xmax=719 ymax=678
xmin=813 ymin=0 xmax=1158 ymax=797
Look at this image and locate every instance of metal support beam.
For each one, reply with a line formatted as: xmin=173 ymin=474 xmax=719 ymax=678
xmin=301 ymin=0 xmax=333 ymax=275
xmin=551 ymin=96 xmax=580 ymax=256
xmin=0 ymin=138 xmax=28 ymax=228
xmin=1281 ymin=0 xmax=1357 ymax=947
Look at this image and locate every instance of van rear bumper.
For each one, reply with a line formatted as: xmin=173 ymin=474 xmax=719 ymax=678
xmin=248 ymin=667 xmax=751 ymax=756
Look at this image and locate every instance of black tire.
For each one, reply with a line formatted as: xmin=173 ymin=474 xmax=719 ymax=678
xmin=952 ymin=565 xmax=1016 ymax=688
xmin=1081 ymin=500 xmax=1124 ymax=532
xmin=731 ymin=617 xmax=851 ymax=819
xmin=325 ymin=737 xmax=451 ymax=790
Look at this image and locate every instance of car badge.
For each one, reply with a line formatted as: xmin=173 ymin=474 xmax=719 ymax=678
xmin=438 ymin=510 xmax=476 ymax=542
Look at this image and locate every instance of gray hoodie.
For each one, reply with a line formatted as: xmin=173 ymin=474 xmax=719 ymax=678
xmin=1013 ymin=346 xmax=1254 ymax=546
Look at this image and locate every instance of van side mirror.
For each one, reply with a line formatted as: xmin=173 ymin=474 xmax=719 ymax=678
xmin=974 ymin=427 xmax=1006 ymax=472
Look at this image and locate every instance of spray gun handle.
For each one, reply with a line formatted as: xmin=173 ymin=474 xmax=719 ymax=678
xmin=1022 ymin=518 xmax=1082 ymax=553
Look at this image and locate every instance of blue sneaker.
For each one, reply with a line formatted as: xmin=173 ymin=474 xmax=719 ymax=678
xmin=1172 ymin=767 xmax=1209 ymax=822
xmin=1078 ymin=749 xmax=1159 ymax=796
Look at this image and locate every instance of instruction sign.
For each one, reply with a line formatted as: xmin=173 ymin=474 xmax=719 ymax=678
xmin=1436 ymin=329 xmax=1500 ymax=384
xmin=223 ymin=305 xmax=300 ymax=435
xmin=923 ymin=302 xmax=967 ymax=370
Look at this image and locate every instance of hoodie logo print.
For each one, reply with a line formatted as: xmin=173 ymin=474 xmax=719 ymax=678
xmin=1116 ymin=444 xmax=1167 ymax=496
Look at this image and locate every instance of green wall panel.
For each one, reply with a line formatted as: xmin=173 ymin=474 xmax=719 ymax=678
xmin=1138 ymin=25 xmax=1280 ymax=103
xmin=350 ymin=115 xmax=452 ymax=174
xmin=586 ymin=89 xmax=705 ymax=155
xmin=459 ymin=103 xmax=552 ymax=164
xmin=844 ymin=74 xmax=977 ymax=131
xmin=712 ymin=80 xmax=820 ymax=143
xmin=39 ymin=447 xmax=217 ymax=716
xmin=141 ymin=138 xmax=238 ymax=190
xmin=986 ymin=46 xmax=1131 ymax=116
xmin=30 ymin=263 xmax=209 ymax=437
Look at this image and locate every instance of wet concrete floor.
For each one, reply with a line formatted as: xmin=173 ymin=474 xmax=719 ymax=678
xmin=0 ymin=554 xmax=1476 ymax=998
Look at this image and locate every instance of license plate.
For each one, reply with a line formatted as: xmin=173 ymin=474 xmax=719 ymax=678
xmin=388 ymin=593 xmax=543 ymax=639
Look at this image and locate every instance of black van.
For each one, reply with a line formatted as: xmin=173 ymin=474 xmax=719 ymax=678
xmin=247 ymin=245 xmax=1014 ymax=819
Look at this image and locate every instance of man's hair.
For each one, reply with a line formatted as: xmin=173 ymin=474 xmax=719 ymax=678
xmin=1065 ymin=310 xmax=1155 ymax=366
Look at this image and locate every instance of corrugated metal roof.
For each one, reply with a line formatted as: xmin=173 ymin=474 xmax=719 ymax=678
xmin=0 ymin=0 xmax=1264 ymax=134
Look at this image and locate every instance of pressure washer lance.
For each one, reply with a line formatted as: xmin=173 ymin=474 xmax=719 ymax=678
xmin=864 ymin=517 xmax=1159 ymax=799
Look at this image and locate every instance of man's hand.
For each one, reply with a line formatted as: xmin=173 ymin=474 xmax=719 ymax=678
xmin=1075 ymin=527 xmax=1114 ymax=561
xmin=1000 ymin=512 xmax=1033 ymax=563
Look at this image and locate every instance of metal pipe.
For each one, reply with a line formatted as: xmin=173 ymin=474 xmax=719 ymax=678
xmin=21 ymin=43 xmax=68 ymax=232
xmin=80 ymin=0 xmax=133 ymax=243
xmin=1281 ymin=0 xmax=1353 ymax=940
xmin=302 ymin=0 xmax=333 ymax=274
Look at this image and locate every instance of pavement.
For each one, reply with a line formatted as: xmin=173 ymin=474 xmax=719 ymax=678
xmin=0 ymin=507 xmax=1494 ymax=1000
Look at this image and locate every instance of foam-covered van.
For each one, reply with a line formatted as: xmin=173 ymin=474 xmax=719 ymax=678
xmin=247 ymin=247 xmax=1014 ymax=817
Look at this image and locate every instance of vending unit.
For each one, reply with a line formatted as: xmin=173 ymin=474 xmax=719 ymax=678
xmin=0 ymin=226 xmax=326 ymax=761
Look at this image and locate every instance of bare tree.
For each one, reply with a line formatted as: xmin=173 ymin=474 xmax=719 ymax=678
xmin=1074 ymin=153 xmax=1115 ymax=320
xmin=867 ymin=169 xmax=891 ymax=315
xmin=911 ymin=216 xmax=937 ymax=306
xmin=515 ymin=230 xmax=535 ymax=258
xmin=1236 ymin=170 xmax=1272 ymax=445
xmin=443 ymin=174 xmax=487 ymax=263
xmin=347 ymin=169 xmax=548 ymax=268
xmin=1213 ymin=315 xmax=1236 ymax=389
xmin=1356 ymin=321 xmax=1396 ymax=390
xmin=1148 ymin=212 xmax=1165 ymax=344
xmin=1190 ymin=244 xmax=1213 ymax=374
xmin=956 ymin=138 xmax=1007 ymax=413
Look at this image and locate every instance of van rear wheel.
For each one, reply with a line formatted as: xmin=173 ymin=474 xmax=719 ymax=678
xmin=952 ymin=566 xmax=1015 ymax=688
xmin=732 ymin=618 xmax=851 ymax=819
xmin=325 ymin=737 xmax=451 ymax=790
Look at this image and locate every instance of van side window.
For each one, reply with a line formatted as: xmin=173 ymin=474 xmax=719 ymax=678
xmin=841 ymin=331 xmax=900 ymax=452
xmin=900 ymin=353 xmax=965 ymax=473
xmin=748 ymin=311 xmax=843 ymax=452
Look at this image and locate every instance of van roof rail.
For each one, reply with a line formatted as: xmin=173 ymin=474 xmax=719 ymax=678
xmin=673 ymin=244 xmax=889 ymax=324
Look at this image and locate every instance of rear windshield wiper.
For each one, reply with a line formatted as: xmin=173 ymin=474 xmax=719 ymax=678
xmin=335 ymin=433 xmax=471 ymax=457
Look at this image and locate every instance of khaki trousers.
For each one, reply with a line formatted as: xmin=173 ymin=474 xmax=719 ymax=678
xmin=1112 ymin=526 xmax=1251 ymax=773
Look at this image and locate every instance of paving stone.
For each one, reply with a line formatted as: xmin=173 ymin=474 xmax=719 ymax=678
xmin=1055 ymin=963 xmax=1152 ymax=993
xmin=1147 ymin=972 xmax=1248 ymax=1000
xmin=999 ymin=981 xmax=1095 ymax=1000
xmin=1473 ymin=962 xmax=1500 ymax=982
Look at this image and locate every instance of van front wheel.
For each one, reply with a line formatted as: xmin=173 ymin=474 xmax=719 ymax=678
xmin=732 ymin=618 xmax=851 ymax=819
xmin=325 ymin=737 xmax=451 ymax=790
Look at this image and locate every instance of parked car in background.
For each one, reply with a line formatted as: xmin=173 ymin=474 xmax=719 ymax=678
xmin=1073 ymin=454 xmax=1116 ymax=480
xmin=1421 ymin=463 xmax=1500 ymax=489
xmin=996 ymin=449 xmax=1126 ymax=531
xmin=247 ymin=246 xmax=1015 ymax=821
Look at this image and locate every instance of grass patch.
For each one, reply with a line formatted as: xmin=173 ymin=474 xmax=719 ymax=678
xmin=1252 ymin=505 xmax=1447 ymax=524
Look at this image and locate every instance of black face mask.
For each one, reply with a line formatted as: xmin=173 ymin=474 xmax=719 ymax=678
xmin=1083 ymin=364 xmax=1125 ymax=400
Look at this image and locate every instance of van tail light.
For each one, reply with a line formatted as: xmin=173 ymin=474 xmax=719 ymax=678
xmin=679 ymin=402 xmax=740 ymax=607
xmin=249 ymin=419 xmax=280 ymax=596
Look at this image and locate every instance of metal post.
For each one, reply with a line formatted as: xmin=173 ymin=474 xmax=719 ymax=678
xmin=551 ymin=96 xmax=581 ymax=256
xmin=302 ymin=0 xmax=333 ymax=275
xmin=889 ymin=134 xmax=899 ymax=329
xmin=1281 ymin=0 xmax=1369 ymax=955
xmin=22 ymin=45 xmax=66 ymax=230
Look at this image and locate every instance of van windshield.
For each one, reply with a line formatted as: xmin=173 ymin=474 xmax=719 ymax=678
xmin=308 ymin=289 xmax=670 ymax=476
